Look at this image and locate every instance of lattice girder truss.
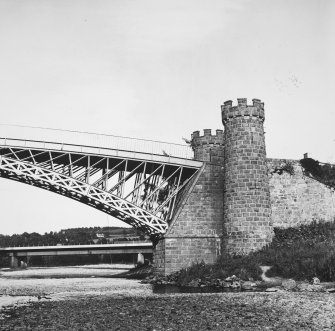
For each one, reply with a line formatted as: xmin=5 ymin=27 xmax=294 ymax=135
xmin=0 ymin=146 xmax=200 ymax=237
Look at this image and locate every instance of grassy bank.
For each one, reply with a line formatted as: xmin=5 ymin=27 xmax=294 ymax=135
xmin=171 ymin=221 xmax=335 ymax=285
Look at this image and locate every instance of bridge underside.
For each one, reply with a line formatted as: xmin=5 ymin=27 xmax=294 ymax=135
xmin=0 ymin=140 xmax=201 ymax=239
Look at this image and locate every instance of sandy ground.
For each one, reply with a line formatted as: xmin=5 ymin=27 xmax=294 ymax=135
xmin=1 ymin=265 xmax=335 ymax=330
xmin=0 ymin=263 xmax=133 ymax=278
xmin=0 ymin=264 xmax=148 ymax=310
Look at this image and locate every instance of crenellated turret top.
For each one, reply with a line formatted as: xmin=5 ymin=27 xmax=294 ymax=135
xmin=221 ymin=98 xmax=265 ymax=124
xmin=191 ymin=129 xmax=224 ymax=147
xmin=190 ymin=129 xmax=225 ymax=163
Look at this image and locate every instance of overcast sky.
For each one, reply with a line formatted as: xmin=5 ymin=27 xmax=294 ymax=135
xmin=0 ymin=0 xmax=334 ymax=235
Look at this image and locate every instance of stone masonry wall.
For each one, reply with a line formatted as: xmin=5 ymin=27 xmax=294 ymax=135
xmin=268 ymin=158 xmax=335 ymax=228
xmin=191 ymin=129 xmax=224 ymax=162
xmin=154 ymin=129 xmax=224 ymax=275
xmin=153 ymin=239 xmax=165 ymax=272
xmin=154 ymin=156 xmax=335 ymax=274
xmin=222 ymin=99 xmax=273 ymax=254
xmin=154 ymin=98 xmax=335 ymax=275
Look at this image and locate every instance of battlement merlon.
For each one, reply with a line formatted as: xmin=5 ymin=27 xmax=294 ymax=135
xmin=191 ymin=129 xmax=224 ymax=147
xmin=221 ymin=98 xmax=265 ymax=123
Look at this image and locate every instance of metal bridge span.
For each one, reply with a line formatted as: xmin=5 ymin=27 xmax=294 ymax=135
xmin=0 ymin=242 xmax=153 ymax=256
xmin=0 ymin=126 xmax=202 ymax=240
xmin=0 ymin=242 xmax=153 ymax=268
xmin=0 ymin=242 xmax=152 ymax=256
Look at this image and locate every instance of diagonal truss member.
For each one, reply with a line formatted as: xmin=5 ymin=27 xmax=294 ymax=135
xmin=0 ymin=143 xmax=201 ymax=238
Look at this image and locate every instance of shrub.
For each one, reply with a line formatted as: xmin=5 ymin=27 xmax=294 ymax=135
xmin=300 ymin=158 xmax=335 ymax=188
xmin=272 ymin=160 xmax=295 ymax=175
xmin=172 ymin=220 xmax=335 ymax=284
xmin=252 ymin=221 xmax=335 ymax=281
xmin=173 ymin=255 xmax=263 ymax=286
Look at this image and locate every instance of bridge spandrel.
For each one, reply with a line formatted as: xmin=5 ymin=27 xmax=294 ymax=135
xmin=0 ymin=133 xmax=202 ymax=237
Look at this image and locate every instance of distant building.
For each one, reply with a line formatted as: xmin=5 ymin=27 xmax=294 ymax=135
xmin=96 ymin=233 xmax=105 ymax=238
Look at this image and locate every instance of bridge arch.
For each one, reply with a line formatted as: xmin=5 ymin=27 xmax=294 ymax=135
xmin=0 ymin=138 xmax=201 ymax=239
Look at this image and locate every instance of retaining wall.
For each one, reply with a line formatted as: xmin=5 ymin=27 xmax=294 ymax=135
xmin=268 ymin=158 xmax=335 ymax=228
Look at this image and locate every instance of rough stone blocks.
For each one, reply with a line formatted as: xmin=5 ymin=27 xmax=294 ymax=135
xmin=154 ymin=98 xmax=335 ymax=275
xmin=222 ymin=99 xmax=273 ymax=254
xmin=154 ymin=129 xmax=225 ymax=275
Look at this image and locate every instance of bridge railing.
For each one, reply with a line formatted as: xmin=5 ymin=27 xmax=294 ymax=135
xmin=0 ymin=124 xmax=194 ymax=159
xmin=0 ymin=242 xmax=153 ymax=251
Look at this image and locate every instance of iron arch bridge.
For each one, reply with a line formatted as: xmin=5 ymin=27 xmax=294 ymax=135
xmin=0 ymin=134 xmax=202 ymax=240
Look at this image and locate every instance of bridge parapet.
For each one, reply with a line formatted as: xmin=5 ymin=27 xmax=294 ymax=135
xmin=0 ymin=124 xmax=193 ymax=160
xmin=0 ymin=137 xmax=201 ymax=168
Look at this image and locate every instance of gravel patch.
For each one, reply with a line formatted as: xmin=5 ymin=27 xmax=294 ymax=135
xmin=0 ymin=265 xmax=151 ymax=317
xmin=1 ymin=292 xmax=335 ymax=330
xmin=1 ymin=266 xmax=335 ymax=330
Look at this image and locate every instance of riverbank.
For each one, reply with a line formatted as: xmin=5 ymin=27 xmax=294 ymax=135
xmin=1 ymin=265 xmax=335 ymax=330
xmin=1 ymin=291 xmax=335 ymax=330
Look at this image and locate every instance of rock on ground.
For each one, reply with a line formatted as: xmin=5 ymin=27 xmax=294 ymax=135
xmin=1 ymin=292 xmax=335 ymax=330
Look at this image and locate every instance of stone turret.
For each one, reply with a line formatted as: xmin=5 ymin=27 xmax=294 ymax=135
xmin=191 ymin=129 xmax=224 ymax=164
xmin=154 ymin=128 xmax=225 ymax=275
xmin=221 ymin=98 xmax=273 ymax=254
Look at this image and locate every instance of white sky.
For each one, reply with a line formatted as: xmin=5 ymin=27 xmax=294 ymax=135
xmin=0 ymin=0 xmax=334 ymax=235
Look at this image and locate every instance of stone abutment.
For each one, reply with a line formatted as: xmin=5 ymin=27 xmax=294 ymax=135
xmin=153 ymin=98 xmax=335 ymax=275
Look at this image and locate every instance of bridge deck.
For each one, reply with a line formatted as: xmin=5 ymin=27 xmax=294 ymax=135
xmin=0 ymin=242 xmax=153 ymax=256
xmin=0 ymin=138 xmax=202 ymax=168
